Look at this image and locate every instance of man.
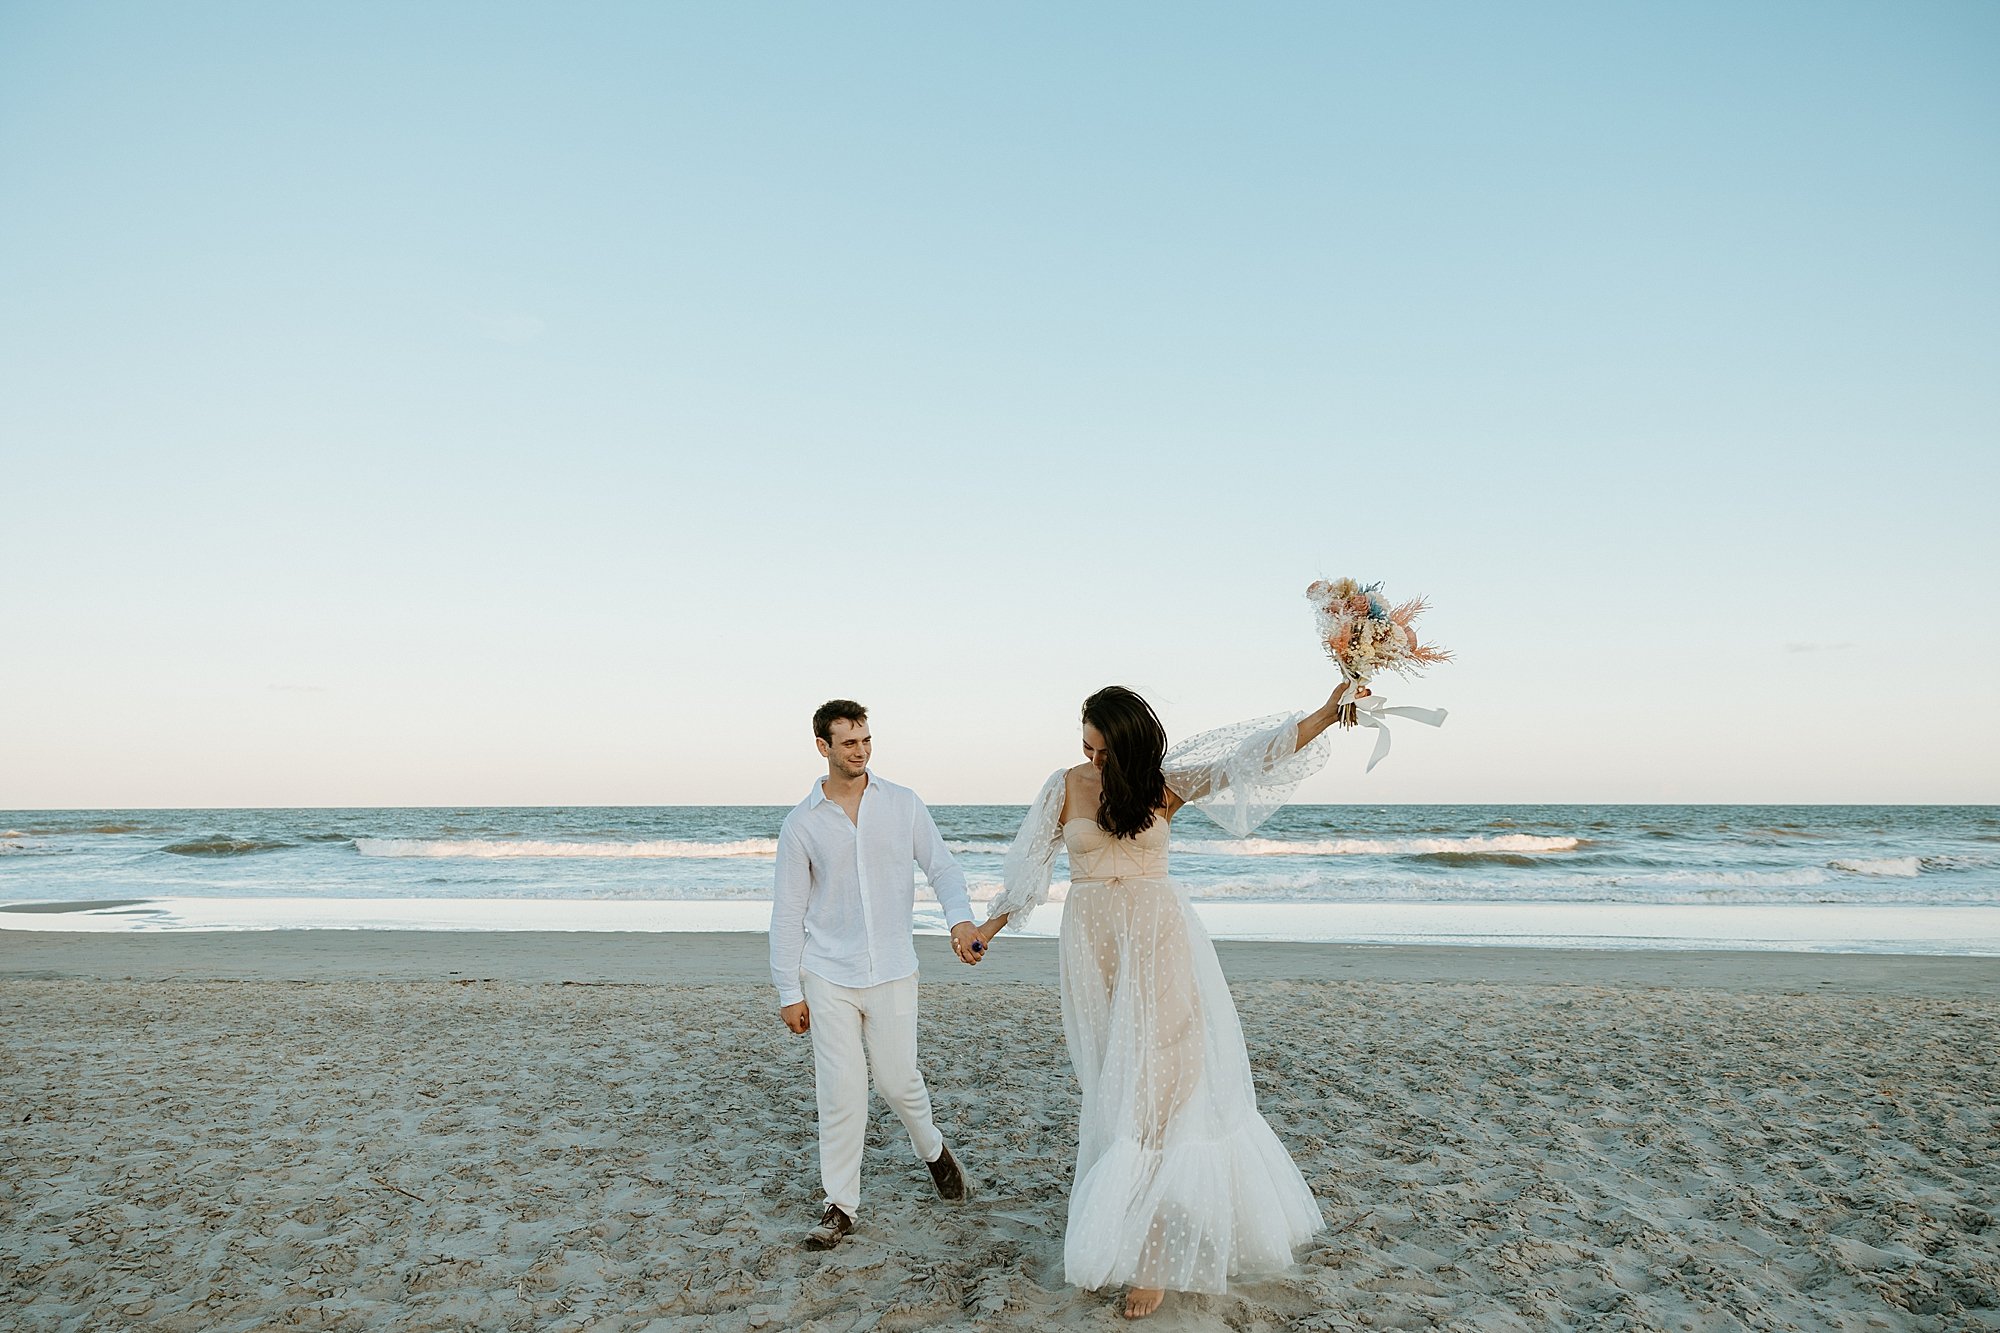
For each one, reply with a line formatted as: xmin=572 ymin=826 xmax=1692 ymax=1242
xmin=769 ymin=698 xmax=985 ymax=1250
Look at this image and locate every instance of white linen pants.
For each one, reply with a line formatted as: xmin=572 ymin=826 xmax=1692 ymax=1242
xmin=802 ymin=969 xmax=944 ymax=1216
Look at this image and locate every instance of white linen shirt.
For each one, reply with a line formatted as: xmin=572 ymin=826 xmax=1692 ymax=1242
xmin=768 ymin=772 xmax=973 ymax=1007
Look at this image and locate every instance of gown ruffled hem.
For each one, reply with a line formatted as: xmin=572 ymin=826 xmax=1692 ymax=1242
xmin=1063 ymin=1107 xmax=1324 ymax=1293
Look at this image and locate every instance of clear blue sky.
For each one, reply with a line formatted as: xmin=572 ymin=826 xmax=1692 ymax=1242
xmin=2 ymin=2 xmax=1994 ymax=807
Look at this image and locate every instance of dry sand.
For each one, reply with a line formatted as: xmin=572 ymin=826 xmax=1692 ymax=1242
xmin=2 ymin=931 xmax=1995 ymax=1332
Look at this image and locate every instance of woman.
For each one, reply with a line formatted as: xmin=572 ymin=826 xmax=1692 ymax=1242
xmin=971 ymin=680 xmax=1361 ymax=1319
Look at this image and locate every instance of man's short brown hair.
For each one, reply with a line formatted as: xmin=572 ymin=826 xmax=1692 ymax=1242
xmin=813 ymin=699 xmax=868 ymax=743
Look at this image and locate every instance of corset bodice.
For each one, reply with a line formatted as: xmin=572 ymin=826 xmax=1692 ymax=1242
xmin=1063 ymin=815 xmax=1171 ymax=881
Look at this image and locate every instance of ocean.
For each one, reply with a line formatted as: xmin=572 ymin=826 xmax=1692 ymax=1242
xmin=4 ymin=804 xmax=1997 ymax=954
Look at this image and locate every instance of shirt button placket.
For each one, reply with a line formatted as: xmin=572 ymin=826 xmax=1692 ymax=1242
xmin=855 ymin=786 xmax=876 ymax=985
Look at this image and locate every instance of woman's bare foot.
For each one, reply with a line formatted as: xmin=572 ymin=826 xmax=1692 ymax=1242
xmin=1123 ymin=1287 xmax=1165 ymax=1318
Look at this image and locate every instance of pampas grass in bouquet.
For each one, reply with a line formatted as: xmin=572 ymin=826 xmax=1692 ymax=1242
xmin=1306 ymin=578 xmax=1453 ymax=726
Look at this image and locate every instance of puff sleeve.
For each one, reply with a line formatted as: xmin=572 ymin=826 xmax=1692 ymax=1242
xmin=986 ymin=768 xmax=1066 ymax=928
xmin=1162 ymin=712 xmax=1334 ymax=837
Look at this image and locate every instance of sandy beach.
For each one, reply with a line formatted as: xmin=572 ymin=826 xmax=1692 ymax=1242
xmin=2 ymin=932 xmax=1994 ymax=1332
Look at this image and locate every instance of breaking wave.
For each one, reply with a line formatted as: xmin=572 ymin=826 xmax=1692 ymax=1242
xmin=354 ymin=838 xmax=781 ymax=859
xmin=1175 ymin=835 xmax=1581 ymax=856
xmin=161 ymin=837 xmax=294 ymax=857
xmin=354 ymin=838 xmax=1020 ymax=860
xmin=1829 ymin=856 xmax=1921 ymax=878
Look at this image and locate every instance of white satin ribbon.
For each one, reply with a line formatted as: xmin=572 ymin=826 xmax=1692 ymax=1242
xmin=1350 ymin=692 xmax=1448 ymax=772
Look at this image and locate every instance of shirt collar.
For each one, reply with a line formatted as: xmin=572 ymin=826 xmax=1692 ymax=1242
xmin=807 ymin=771 xmax=873 ymax=808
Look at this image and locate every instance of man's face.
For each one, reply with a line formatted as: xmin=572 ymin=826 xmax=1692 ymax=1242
xmin=817 ymin=717 xmax=872 ymax=778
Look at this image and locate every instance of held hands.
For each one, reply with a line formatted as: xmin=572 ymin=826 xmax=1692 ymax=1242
xmin=780 ymin=1000 xmax=810 ymax=1034
xmin=953 ymin=919 xmax=1005 ymax=966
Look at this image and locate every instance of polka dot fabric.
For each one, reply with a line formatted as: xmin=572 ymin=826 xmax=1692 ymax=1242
xmin=1055 ymin=817 xmax=1323 ymax=1294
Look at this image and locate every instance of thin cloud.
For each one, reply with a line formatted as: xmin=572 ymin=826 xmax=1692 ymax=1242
xmin=1783 ymin=642 xmax=1855 ymax=655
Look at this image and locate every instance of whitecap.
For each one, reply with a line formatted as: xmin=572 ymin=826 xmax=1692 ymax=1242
xmin=352 ymin=837 xmax=780 ymax=860
xmin=1829 ymin=856 xmax=1922 ymax=878
xmin=1174 ymin=834 xmax=1580 ymax=856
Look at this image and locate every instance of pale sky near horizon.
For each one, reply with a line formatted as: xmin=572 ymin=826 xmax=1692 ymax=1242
xmin=2 ymin=2 xmax=1995 ymax=808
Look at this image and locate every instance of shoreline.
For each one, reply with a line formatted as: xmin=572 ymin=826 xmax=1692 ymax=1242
xmin=4 ymin=928 xmax=1996 ymax=995
xmin=4 ymin=895 xmax=1997 ymax=958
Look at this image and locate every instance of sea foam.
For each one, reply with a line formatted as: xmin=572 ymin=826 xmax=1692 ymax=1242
xmin=353 ymin=837 xmax=781 ymax=859
xmin=1828 ymin=856 xmax=1923 ymax=878
xmin=1175 ymin=835 xmax=1581 ymax=857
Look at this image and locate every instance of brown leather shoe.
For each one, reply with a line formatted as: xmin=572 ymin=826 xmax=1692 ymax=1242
xmin=803 ymin=1203 xmax=854 ymax=1250
xmin=927 ymin=1143 xmax=967 ymax=1201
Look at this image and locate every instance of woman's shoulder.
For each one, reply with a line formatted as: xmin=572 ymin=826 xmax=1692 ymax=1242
xmin=1058 ymin=764 xmax=1099 ymax=823
xmin=1025 ymin=766 xmax=1080 ymax=802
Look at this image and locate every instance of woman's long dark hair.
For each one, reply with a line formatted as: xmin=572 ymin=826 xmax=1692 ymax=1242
xmin=1082 ymin=686 xmax=1169 ymax=839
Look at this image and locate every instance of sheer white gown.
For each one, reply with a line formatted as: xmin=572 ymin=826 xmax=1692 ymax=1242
xmin=987 ymin=713 xmax=1333 ymax=1295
